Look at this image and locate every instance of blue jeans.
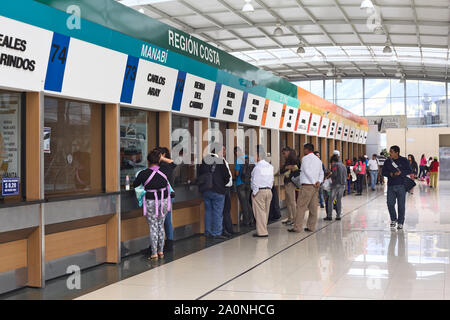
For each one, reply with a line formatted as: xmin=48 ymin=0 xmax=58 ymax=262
xmin=202 ymin=191 xmax=225 ymax=236
xmin=370 ymin=170 xmax=378 ymax=190
xmin=318 ymin=187 xmax=324 ymax=206
xmin=164 ymin=210 xmax=173 ymax=240
xmin=387 ymin=184 xmax=406 ymax=225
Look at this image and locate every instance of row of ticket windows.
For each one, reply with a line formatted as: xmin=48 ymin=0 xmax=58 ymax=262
xmin=0 ymin=89 xmax=336 ymax=204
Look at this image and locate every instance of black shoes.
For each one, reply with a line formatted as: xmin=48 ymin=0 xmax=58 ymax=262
xmin=323 ymin=217 xmax=332 ymax=221
xmin=335 ymin=217 xmax=341 ymax=221
xmin=304 ymin=228 xmax=313 ymax=232
xmin=320 ymin=204 xmax=325 ymax=208
xmin=288 ymin=228 xmax=313 ymax=233
xmin=253 ymin=233 xmax=268 ymax=238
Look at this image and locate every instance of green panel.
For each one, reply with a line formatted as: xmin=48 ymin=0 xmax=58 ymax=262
xmin=34 ymin=0 xmax=298 ymax=99
xmin=266 ymin=89 xmax=299 ymax=108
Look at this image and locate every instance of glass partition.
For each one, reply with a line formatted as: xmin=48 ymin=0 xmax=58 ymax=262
xmin=44 ymin=97 xmax=103 ymax=197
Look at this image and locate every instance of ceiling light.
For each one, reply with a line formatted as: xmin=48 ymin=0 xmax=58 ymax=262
xmin=399 ymin=76 xmax=405 ymax=83
xmin=138 ymin=7 xmax=145 ymax=13
xmin=273 ymin=24 xmax=283 ymax=36
xmin=297 ymin=46 xmax=305 ymax=54
xmin=242 ymin=0 xmax=254 ymax=12
xmin=374 ymin=25 xmax=384 ymax=35
xmin=336 ymin=76 xmax=342 ymax=83
xmin=383 ymin=43 xmax=392 ymax=54
xmin=360 ymin=0 xmax=374 ymax=9
xmin=326 ymin=69 xmax=334 ymax=77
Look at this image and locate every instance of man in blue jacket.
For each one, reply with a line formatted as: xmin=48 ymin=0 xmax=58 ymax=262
xmin=382 ymin=145 xmax=412 ymax=230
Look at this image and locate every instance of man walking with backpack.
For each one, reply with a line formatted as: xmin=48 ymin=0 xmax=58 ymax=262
xmin=324 ymin=154 xmax=347 ymax=221
xmin=234 ymin=146 xmax=255 ymax=227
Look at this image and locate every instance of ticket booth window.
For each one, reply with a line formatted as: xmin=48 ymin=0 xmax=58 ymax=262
xmin=210 ymin=120 xmax=227 ymax=152
xmin=44 ymin=97 xmax=103 ymax=197
xmin=120 ymin=108 xmax=158 ymax=189
xmin=0 ymin=90 xmax=21 ymax=202
xmin=171 ymin=115 xmax=198 ymax=187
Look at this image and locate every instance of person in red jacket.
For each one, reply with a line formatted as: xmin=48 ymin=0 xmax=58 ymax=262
xmin=353 ymin=156 xmax=366 ymax=196
xmin=430 ymin=157 xmax=439 ymax=189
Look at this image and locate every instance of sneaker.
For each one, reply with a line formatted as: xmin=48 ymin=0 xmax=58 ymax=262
xmin=390 ymin=221 xmax=397 ymax=228
xmin=286 ymin=221 xmax=294 ymax=226
xmin=397 ymin=224 xmax=403 ymax=230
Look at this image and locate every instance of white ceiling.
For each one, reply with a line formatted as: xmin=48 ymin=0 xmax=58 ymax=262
xmin=117 ymin=0 xmax=450 ymax=82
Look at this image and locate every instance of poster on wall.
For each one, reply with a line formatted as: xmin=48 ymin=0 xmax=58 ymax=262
xmin=240 ymin=93 xmax=265 ymax=126
xmin=296 ymin=110 xmax=311 ymax=134
xmin=215 ymin=85 xmax=243 ymax=123
xmin=130 ymin=59 xmax=178 ymax=111
xmin=262 ymin=100 xmax=283 ymax=129
xmin=281 ymin=106 xmax=298 ymax=131
xmin=178 ymin=73 xmax=215 ymax=117
xmin=0 ymin=94 xmax=20 ymax=188
xmin=318 ymin=117 xmax=330 ymax=138
xmin=328 ymin=120 xmax=337 ymax=139
xmin=0 ymin=16 xmax=53 ymax=92
xmin=43 ymin=127 xmax=51 ymax=153
xmin=1 ymin=177 xmax=19 ymax=196
xmin=308 ymin=114 xmax=321 ymax=136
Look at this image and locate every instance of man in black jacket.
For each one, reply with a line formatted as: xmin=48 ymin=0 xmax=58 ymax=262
xmin=382 ymin=145 xmax=412 ymax=230
xmin=198 ymin=146 xmax=231 ymax=240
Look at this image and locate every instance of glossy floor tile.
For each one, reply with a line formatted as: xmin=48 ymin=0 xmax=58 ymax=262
xmin=77 ymin=181 xmax=450 ymax=300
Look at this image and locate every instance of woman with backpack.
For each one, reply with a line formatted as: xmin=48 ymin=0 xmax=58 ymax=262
xmin=353 ymin=156 xmax=366 ymax=196
xmin=133 ymin=149 xmax=174 ymax=260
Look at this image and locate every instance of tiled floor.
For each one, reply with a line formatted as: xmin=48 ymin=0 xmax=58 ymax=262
xmin=75 ymin=180 xmax=450 ymax=300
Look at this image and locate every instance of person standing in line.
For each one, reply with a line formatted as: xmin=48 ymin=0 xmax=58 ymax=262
xmin=324 ymin=154 xmax=347 ymax=221
xmin=133 ymin=149 xmax=174 ymax=260
xmin=367 ymin=154 xmax=379 ymax=191
xmin=198 ymin=146 xmax=231 ymax=240
xmin=345 ymin=159 xmax=352 ymax=195
xmin=234 ymin=146 xmax=254 ymax=227
xmin=250 ymin=145 xmax=274 ymax=238
xmin=288 ymin=143 xmax=324 ymax=233
xmin=314 ymin=151 xmax=326 ymax=208
xmin=430 ymin=157 xmax=440 ymax=189
xmin=221 ymin=145 xmax=236 ymax=237
xmin=419 ymin=154 xmax=427 ymax=180
xmin=382 ymin=145 xmax=412 ymax=230
xmin=156 ymin=147 xmax=177 ymax=252
xmin=280 ymin=147 xmax=299 ymax=226
xmin=353 ymin=156 xmax=366 ymax=196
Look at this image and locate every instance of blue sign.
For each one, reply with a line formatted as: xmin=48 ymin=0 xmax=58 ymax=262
xmin=2 ymin=178 xmax=20 ymax=196
xmin=44 ymin=32 xmax=71 ymax=92
xmin=120 ymin=55 xmax=140 ymax=104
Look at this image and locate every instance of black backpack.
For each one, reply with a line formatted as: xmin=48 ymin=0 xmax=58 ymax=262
xmin=240 ymin=157 xmax=255 ymax=184
xmin=197 ymin=163 xmax=216 ymax=193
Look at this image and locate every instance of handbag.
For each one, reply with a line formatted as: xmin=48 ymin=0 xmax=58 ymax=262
xmin=322 ymin=178 xmax=332 ymax=192
xmin=390 ymin=159 xmax=416 ymax=192
xmin=290 ymin=170 xmax=302 ymax=188
xmin=135 ymin=169 xmax=174 ymax=208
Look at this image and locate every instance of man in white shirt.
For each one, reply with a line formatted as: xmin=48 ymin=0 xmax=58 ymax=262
xmin=251 ymin=145 xmax=274 ymax=237
xmin=367 ymin=154 xmax=379 ymax=191
xmin=288 ymin=143 xmax=324 ymax=233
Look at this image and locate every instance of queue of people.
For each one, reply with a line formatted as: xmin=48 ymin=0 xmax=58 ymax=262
xmin=132 ymin=142 xmax=441 ymax=260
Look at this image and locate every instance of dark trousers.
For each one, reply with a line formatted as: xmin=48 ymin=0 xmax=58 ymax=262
xmin=356 ymin=174 xmax=364 ymax=194
xmin=222 ymin=188 xmax=234 ymax=233
xmin=387 ymin=184 xmax=406 ymax=225
xmin=419 ymin=165 xmax=426 ymax=179
xmin=268 ymin=186 xmax=281 ymax=221
xmin=237 ymin=184 xmax=253 ymax=225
